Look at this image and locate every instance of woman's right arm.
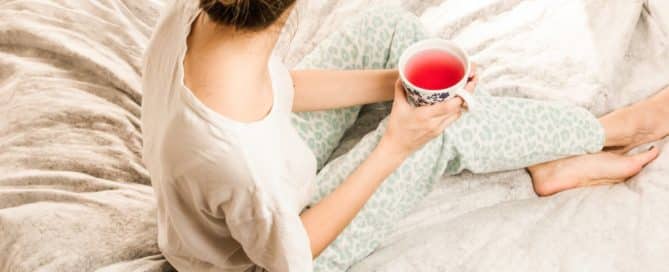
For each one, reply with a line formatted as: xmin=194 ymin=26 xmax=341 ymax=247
xmin=299 ymin=80 xmax=465 ymax=258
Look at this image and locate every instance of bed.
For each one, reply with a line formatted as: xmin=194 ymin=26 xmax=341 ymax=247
xmin=1 ymin=0 xmax=668 ymax=271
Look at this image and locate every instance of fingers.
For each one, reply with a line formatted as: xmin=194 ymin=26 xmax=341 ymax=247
xmin=428 ymin=110 xmax=462 ymax=136
xmin=419 ymin=96 xmax=463 ymax=118
xmin=440 ymin=110 xmax=462 ymax=128
xmin=631 ymin=146 xmax=660 ymax=166
xmin=393 ymin=80 xmax=410 ymax=109
xmin=465 ymin=63 xmax=479 ymax=94
xmin=394 ymin=79 xmax=404 ymax=97
xmin=453 ymin=96 xmax=465 ymax=107
xmin=465 ymin=75 xmax=478 ymax=94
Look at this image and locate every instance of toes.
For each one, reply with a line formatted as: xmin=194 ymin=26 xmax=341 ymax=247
xmin=529 ymin=147 xmax=660 ymax=197
xmin=619 ymin=146 xmax=660 ymax=177
xmin=631 ymin=146 xmax=660 ymax=167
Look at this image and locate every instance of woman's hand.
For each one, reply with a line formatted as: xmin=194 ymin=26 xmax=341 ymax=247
xmin=465 ymin=63 xmax=478 ymax=93
xmin=381 ymin=80 xmax=464 ymax=157
xmin=300 ymin=68 xmax=476 ymax=257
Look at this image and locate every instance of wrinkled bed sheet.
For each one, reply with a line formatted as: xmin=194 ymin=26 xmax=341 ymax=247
xmin=0 ymin=0 xmax=668 ymax=271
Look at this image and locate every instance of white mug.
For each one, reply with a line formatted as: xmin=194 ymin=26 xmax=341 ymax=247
xmin=398 ymin=39 xmax=477 ymax=111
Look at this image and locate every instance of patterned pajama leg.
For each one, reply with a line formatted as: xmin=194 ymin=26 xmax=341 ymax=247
xmin=292 ymin=8 xmax=605 ymax=272
xmin=292 ymin=7 xmax=422 ymax=170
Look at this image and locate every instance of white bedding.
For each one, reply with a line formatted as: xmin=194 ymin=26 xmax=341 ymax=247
xmin=280 ymin=0 xmax=669 ymax=271
xmin=1 ymin=0 xmax=668 ymax=271
xmin=339 ymin=1 xmax=669 ymax=271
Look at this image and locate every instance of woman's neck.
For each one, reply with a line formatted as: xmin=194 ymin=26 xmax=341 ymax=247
xmin=183 ymin=13 xmax=285 ymax=122
xmin=198 ymin=14 xmax=280 ymax=70
xmin=186 ymin=14 xmax=285 ymax=93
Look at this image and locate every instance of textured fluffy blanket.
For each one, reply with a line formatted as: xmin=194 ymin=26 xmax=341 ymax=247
xmin=0 ymin=0 xmax=668 ymax=271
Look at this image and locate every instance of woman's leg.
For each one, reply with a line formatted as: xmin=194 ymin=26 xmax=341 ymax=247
xmin=529 ymin=148 xmax=659 ymax=196
xmin=307 ymin=11 xmax=612 ymax=272
xmin=300 ymin=5 xmax=666 ymax=271
xmin=312 ymin=85 xmax=669 ymax=270
xmin=528 ymin=85 xmax=669 ymax=196
xmin=312 ymin=95 xmax=607 ymax=271
xmin=291 ymin=6 xmax=425 ymax=169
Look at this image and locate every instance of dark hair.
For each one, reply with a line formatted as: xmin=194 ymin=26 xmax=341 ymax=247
xmin=200 ymin=0 xmax=296 ymax=31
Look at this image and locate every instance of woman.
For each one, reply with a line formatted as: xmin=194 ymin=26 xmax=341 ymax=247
xmin=141 ymin=0 xmax=668 ymax=271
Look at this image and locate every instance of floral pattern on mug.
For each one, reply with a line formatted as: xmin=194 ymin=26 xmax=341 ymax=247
xmin=402 ymin=81 xmax=451 ymax=106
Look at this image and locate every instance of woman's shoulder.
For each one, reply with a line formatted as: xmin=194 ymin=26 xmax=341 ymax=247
xmin=147 ymin=0 xmax=198 ymax=51
xmin=157 ymin=0 xmax=199 ymax=26
xmin=142 ymin=0 xmax=199 ymax=94
xmin=181 ymin=54 xmax=282 ymax=125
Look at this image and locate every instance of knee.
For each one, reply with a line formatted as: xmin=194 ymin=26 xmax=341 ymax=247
xmin=357 ymin=6 xmax=423 ymax=32
xmin=387 ymin=8 xmax=428 ymax=55
xmin=387 ymin=6 xmax=423 ymax=32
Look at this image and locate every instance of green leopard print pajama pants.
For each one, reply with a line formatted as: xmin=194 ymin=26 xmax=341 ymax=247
xmin=292 ymin=7 xmax=605 ymax=272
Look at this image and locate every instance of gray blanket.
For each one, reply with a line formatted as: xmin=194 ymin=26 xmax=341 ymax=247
xmin=0 ymin=0 xmax=166 ymax=271
xmin=1 ymin=0 xmax=668 ymax=271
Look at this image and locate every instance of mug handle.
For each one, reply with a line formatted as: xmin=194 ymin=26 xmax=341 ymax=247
xmin=453 ymin=88 xmax=477 ymax=112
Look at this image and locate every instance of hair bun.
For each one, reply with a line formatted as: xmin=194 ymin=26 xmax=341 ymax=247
xmin=199 ymin=0 xmax=239 ymax=9
xmin=219 ymin=0 xmax=238 ymax=7
xmin=200 ymin=0 xmax=296 ymax=31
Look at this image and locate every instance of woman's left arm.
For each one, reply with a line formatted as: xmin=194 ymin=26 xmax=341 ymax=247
xmin=291 ymin=69 xmax=397 ymax=112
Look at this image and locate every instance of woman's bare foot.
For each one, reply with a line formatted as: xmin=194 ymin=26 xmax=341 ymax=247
xmin=601 ymin=85 xmax=669 ymax=152
xmin=528 ymin=146 xmax=660 ymax=196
